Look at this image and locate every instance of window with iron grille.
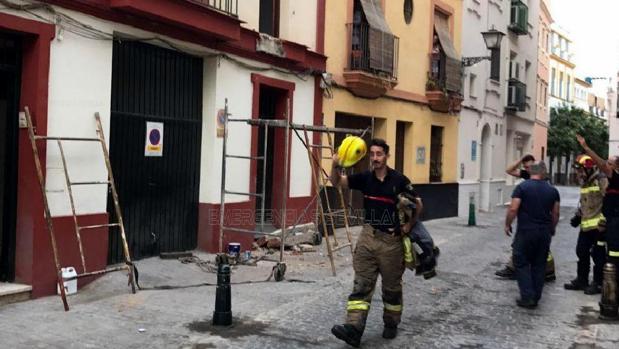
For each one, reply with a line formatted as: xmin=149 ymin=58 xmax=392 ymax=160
xmin=348 ymin=0 xmax=399 ymax=78
xmin=507 ymin=79 xmax=526 ymax=111
xmin=430 ymin=11 xmax=461 ymax=93
xmin=430 ymin=126 xmax=443 ymax=183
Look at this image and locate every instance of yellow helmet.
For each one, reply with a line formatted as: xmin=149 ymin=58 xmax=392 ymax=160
xmin=337 ymin=136 xmax=367 ymax=168
xmin=574 ymin=154 xmax=595 ymax=169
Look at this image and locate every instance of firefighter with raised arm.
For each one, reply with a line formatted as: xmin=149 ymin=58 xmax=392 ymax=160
xmin=577 ymin=134 xmax=619 ymax=318
xmin=329 ymin=137 xmax=419 ymax=347
xmin=564 ymin=154 xmax=607 ymax=294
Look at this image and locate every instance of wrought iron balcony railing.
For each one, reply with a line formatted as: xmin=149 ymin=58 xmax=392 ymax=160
xmin=507 ymin=78 xmax=527 ymax=111
xmin=346 ymin=23 xmax=399 ymax=80
xmin=509 ymin=0 xmax=528 ymax=35
xmin=187 ymin=0 xmax=238 ymax=17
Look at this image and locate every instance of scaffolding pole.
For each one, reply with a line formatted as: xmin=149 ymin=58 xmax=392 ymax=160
xmin=218 ymin=99 xmax=367 ymax=278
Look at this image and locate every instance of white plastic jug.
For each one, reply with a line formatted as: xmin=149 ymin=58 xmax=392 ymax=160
xmin=56 ymin=267 xmax=78 ymax=296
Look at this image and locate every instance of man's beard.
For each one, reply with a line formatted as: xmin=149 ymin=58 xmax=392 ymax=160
xmin=372 ymin=161 xmax=384 ymax=169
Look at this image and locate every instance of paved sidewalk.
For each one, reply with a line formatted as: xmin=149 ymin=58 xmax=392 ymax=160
xmin=1 ymin=186 xmax=618 ymax=348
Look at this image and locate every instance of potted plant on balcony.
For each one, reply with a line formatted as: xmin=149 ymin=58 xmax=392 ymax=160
xmin=426 ymin=73 xmax=463 ymax=113
xmin=425 ymin=74 xmax=450 ymax=113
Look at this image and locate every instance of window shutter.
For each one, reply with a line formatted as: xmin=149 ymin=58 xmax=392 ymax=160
xmin=490 ymin=49 xmax=500 ymax=80
xmin=360 ymin=0 xmax=395 ymax=75
xmin=434 ymin=14 xmax=462 ymax=93
xmin=518 ymin=83 xmax=526 ymax=111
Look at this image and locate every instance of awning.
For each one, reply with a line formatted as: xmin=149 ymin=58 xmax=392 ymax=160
xmin=360 ymin=0 xmax=392 ymax=34
xmin=434 ymin=13 xmax=462 ymax=92
xmin=360 ymin=0 xmax=395 ymax=74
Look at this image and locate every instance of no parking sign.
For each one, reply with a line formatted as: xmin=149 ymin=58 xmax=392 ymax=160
xmin=145 ymin=121 xmax=164 ymax=157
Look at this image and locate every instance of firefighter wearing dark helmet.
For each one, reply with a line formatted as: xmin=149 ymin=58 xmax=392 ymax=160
xmin=564 ymin=154 xmax=607 ymax=294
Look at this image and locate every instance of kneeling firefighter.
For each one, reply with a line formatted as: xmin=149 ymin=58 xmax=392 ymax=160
xmin=564 ymin=155 xmax=607 ymax=294
xmin=397 ymin=192 xmax=439 ymax=279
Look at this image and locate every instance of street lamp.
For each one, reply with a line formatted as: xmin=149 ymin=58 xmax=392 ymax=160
xmin=462 ymin=29 xmax=505 ymax=67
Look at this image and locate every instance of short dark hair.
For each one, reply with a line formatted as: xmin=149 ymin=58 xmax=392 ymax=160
xmin=522 ymin=154 xmax=535 ymax=163
xmin=370 ymin=138 xmax=389 ymax=154
xmin=529 ymin=161 xmax=547 ymax=176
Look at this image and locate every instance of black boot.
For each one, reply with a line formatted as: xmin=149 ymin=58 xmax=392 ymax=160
xmin=331 ymin=324 xmax=361 ymax=348
xmin=382 ymin=326 xmax=398 ymax=339
xmin=584 ymin=282 xmax=602 ymax=295
xmin=495 ymin=266 xmax=515 ymax=279
xmin=564 ymin=278 xmax=588 ymax=290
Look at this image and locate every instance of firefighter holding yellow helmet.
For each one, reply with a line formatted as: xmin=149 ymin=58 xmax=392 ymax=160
xmin=564 ymin=154 xmax=608 ymax=294
xmin=330 ymin=137 xmax=419 ymax=347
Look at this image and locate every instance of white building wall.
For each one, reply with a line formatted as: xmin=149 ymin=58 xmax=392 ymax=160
xmin=45 ymin=28 xmax=114 ymax=217
xmin=504 ymin=0 xmax=539 ymax=189
xmin=458 ymin=0 xmax=510 ymax=216
xmin=239 ymin=0 xmax=260 ymax=31
xmin=8 ymin=6 xmax=315 ymax=217
xmin=279 ymin=0 xmax=317 ymax=51
xmin=200 ymin=57 xmax=315 ymax=204
xmin=238 ymin=0 xmax=317 ymax=51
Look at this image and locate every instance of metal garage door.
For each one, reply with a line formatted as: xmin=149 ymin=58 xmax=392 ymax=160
xmin=108 ymin=41 xmax=203 ymax=263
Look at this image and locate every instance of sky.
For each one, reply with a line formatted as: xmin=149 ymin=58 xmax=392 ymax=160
xmin=549 ymin=0 xmax=619 ymax=89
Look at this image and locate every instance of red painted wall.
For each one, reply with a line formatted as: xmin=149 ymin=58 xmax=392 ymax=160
xmin=1 ymin=13 xmax=53 ymax=293
xmin=32 ymin=214 xmax=110 ymax=297
xmin=2 ymin=13 xmax=110 ymax=298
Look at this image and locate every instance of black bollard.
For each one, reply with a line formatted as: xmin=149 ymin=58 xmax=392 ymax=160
xmin=213 ymin=254 xmax=232 ymax=326
xmin=599 ymin=262 xmax=618 ymax=320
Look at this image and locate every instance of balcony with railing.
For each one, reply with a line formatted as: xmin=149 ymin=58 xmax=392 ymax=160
xmin=109 ymin=0 xmax=242 ymax=41
xmin=343 ymin=22 xmax=399 ymax=99
xmin=509 ymin=0 xmax=528 ymax=35
xmin=507 ymin=78 xmax=527 ymax=111
xmin=187 ymin=0 xmax=238 ymax=17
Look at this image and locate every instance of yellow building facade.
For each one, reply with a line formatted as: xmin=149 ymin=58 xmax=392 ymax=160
xmin=323 ymin=0 xmax=463 ymax=218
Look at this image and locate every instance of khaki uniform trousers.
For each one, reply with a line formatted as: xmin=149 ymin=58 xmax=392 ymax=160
xmin=345 ymin=225 xmax=405 ymax=332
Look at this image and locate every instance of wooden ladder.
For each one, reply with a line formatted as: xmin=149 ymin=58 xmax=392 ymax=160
xmin=25 ymin=107 xmax=136 ymax=311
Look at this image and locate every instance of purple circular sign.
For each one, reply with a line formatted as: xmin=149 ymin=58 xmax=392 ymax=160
xmin=149 ymin=129 xmax=161 ymax=145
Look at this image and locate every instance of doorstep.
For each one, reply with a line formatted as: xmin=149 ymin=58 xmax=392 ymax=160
xmin=0 ymin=283 xmax=32 ymax=306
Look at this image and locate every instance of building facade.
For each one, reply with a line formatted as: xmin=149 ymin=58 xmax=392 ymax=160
xmin=0 ymin=0 xmax=326 ymax=297
xmin=323 ymin=0 xmax=463 ymax=219
xmin=574 ymin=77 xmax=592 ymax=111
xmin=548 ymin=24 xmax=575 ymax=109
xmin=504 ymin=0 xmax=540 ymax=193
xmin=458 ymin=0 xmax=540 ymax=215
xmin=532 ymin=0 xmax=553 ymax=164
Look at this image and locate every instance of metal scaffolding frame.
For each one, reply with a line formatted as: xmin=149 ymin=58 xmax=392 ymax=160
xmin=218 ymin=99 xmax=368 ymax=277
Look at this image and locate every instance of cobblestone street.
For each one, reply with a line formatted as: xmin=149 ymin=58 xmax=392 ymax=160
xmin=2 ymin=187 xmax=619 ymax=348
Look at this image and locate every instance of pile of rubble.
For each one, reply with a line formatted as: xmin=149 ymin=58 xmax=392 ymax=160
xmin=254 ymin=222 xmax=322 ymax=254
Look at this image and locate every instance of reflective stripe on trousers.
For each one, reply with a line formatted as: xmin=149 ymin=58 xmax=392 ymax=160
xmin=347 ymin=300 xmax=371 ymax=311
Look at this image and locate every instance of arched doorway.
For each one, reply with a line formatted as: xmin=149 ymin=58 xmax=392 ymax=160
xmin=479 ymin=124 xmax=492 ymax=211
